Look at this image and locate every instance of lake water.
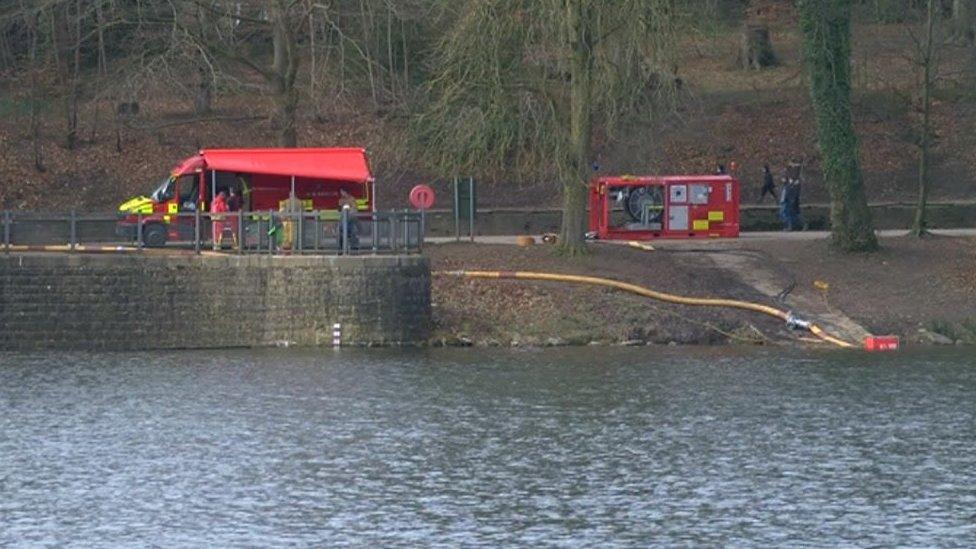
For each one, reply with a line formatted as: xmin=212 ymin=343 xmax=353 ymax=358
xmin=1 ymin=347 xmax=975 ymax=546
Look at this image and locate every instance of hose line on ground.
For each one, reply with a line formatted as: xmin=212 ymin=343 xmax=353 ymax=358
xmin=435 ymin=269 xmax=855 ymax=349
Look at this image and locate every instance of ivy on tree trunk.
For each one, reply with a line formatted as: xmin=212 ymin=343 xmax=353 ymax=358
xmin=798 ymin=0 xmax=878 ymax=251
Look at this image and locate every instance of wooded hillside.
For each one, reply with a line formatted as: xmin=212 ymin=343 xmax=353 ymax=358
xmin=0 ymin=0 xmax=974 ymax=213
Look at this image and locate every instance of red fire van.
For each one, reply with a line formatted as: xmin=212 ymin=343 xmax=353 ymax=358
xmin=117 ymin=148 xmax=374 ymax=247
xmin=588 ymin=175 xmax=740 ymax=240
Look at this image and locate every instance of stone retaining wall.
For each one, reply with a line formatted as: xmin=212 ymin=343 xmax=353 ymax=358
xmin=0 ymin=254 xmax=430 ymax=351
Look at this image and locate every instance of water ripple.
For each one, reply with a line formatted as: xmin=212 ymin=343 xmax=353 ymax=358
xmin=1 ymin=347 xmax=974 ymax=546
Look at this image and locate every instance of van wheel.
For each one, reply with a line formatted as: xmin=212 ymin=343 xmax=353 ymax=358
xmin=142 ymin=224 xmax=167 ymax=247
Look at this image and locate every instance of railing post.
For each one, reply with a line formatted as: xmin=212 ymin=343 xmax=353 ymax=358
xmin=341 ymin=207 xmax=349 ymax=255
xmin=390 ymin=210 xmax=398 ymax=253
xmin=194 ymin=207 xmax=201 ymax=254
xmin=3 ymin=210 xmax=10 ymax=254
xmin=454 ymin=176 xmax=460 ymax=242
xmin=137 ymin=213 xmax=143 ymax=249
xmin=69 ymin=210 xmax=77 ymax=251
xmin=371 ymin=212 xmax=378 ymax=253
xmin=469 ymin=177 xmax=475 ymax=243
xmin=419 ymin=209 xmax=425 ymax=253
xmin=237 ymin=211 xmax=244 ymax=255
xmin=297 ymin=211 xmax=304 ymax=253
xmin=314 ymin=213 xmax=320 ymax=252
xmin=403 ymin=211 xmax=409 ymax=252
xmin=268 ymin=210 xmax=274 ymax=255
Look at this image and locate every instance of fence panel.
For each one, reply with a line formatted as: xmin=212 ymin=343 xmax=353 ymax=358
xmin=1 ymin=210 xmax=423 ymax=255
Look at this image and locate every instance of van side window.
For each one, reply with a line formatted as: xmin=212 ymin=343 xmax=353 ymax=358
xmin=178 ymin=176 xmax=199 ymax=211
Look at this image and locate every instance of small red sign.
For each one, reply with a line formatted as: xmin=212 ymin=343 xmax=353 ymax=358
xmin=410 ymin=184 xmax=435 ymax=210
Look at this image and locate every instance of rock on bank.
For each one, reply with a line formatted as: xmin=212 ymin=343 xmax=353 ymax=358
xmin=0 ymin=253 xmax=431 ymax=351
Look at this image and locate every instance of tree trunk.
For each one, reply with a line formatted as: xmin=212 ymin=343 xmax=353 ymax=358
xmin=949 ymin=0 xmax=976 ymax=86
xmin=798 ymin=0 xmax=878 ymax=251
xmin=0 ymin=23 xmax=13 ymax=70
xmin=271 ymin=1 xmax=300 ymax=147
xmin=309 ymin=7 xmax=316 ymax=108
xmin=275 ymin=84 xmax=299 ymax=147
xmin=359 ymin=0 xmax=379 ymax=108
xmin=740 ymin=25 xmax=777 ymax=69
xmin=94 ymin=0 xmax=107 ymax=77
xmin=559 ymin=0 xmax=594 ymax=256
xmin=25 ymin=6 xmax=44 ymax=172
xmin=386 ymin=3 xmax=395 ymax=98
xmin=193 ymin=5 xmax=213 ymax=116
xmin=954 ymin=0 xmax=975 ymax=46
xmin=194 ymin=61 xmax=213 ymax=116
xmin=65 ymin=0 xmax=82 ymax=150
xmin=401 ymin=17 xmax=409 ymax=92
xmin=913 ymin=0 xmax=937 ymax=236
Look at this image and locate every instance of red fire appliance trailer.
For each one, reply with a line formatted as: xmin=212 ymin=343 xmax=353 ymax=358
xmin=588 ymin=175 xmax=740 ymax=240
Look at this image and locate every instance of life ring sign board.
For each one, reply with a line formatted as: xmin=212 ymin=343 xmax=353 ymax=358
xmin=410 ymin=184 xmax=435 ymax=210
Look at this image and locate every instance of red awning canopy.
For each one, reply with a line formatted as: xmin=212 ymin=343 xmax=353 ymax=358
xmin=172 ymin=148 xmax=373 ymax=183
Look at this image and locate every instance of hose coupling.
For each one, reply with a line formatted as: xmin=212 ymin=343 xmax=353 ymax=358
xmin=785 ymin=311 xmax=811 ymax=331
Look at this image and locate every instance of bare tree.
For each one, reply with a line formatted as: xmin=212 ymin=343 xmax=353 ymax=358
xmin=911 ymin=0 xmax=940 ymax=236
xmin=416 ymin=0 xmax=677 ymax=255
xmin=19 ymin=1 xmax=44 ymax=171
xmin=952 ymin=0 xmax=973 ymax=40
xmin=191 ymin=3 xmax=215 ymax=116
xmin=179 ymin=0 xmax=305 ymax=147
xmin=65 ymin=0 xmax=83 ymax=150
xmin=270 ymin=0 xmax=301 ymax=146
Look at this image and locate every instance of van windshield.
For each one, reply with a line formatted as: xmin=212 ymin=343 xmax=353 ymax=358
xmin=150 ymin=177 xmax=175 ymax=202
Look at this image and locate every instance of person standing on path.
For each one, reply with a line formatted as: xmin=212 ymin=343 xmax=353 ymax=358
xmin=211 ymin=191 xmax=229 ymax=250
xmin=226 ymin=188 xmax=241 ymax=248
xmin=337 ymin=188 xmax=360 ymax=251
xmin=778 ymin=179 xmax=791 ymax=230
xmin=759 ymin=164 xmax=777 ymax=202
xmin=788 ymin=178 xmax=805 ymax=231
xmin=779 ymin=179 xmax=805 ymax=231
xmin=280 ymin=191 xmax=302 ymax=251
xmin=227 ymin=188 xmax=241 ymax=212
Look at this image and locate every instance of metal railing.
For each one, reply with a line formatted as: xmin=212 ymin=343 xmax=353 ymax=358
xmin=1 ymin=209 xmax=424 ymax=255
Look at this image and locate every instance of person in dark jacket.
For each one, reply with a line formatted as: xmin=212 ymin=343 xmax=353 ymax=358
xmin=778 ymin=180 xmax=791 ymax=229
xmin=789 ymin=179 xmax=805 ymax=230
xmin=337 ymin=189 xmax=360 ymax=251
xmin=780 ymin=179 xmax=804 ymax=231
xmin=759 ymin=164 xmax=776 ymax=202
xmin=226 ymin=188 xmax=241 ymax=212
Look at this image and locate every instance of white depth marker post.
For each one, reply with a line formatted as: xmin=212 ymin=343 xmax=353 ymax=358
xmin=332 ymin=323 xmax=342 ymax=348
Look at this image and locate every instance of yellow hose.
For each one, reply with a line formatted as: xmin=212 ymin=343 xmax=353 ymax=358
xmin=436 ymin=269 xmax=856 ymax=349
xmin=809 ymin=324 xmax=854 ymax=349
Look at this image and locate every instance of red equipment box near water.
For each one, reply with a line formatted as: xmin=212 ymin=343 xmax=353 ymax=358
xmin=588 ymin=175 xmax=740 ymax=240
xmin=864 ymin=335 xmax=900 ymax=352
